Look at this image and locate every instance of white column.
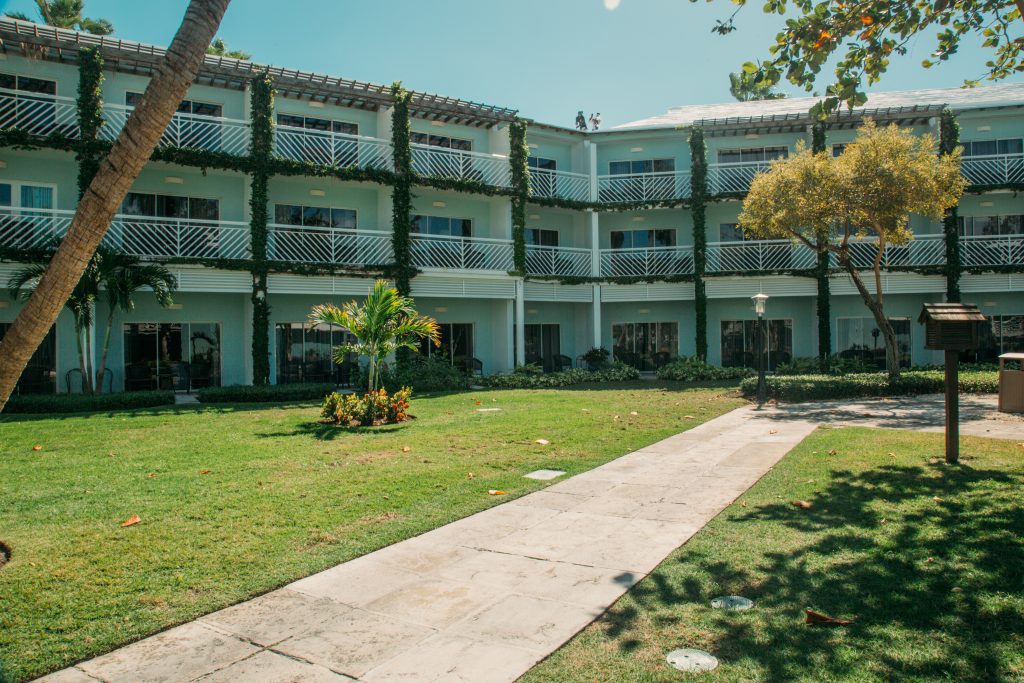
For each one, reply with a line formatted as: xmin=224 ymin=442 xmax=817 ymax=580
xmin=514 ymin=278 xmax=526 ymax=366
xmin=505 ymin=299 xmax=515 ymax=371
xmin=242 ymin=293 xmax=255 ymax=385
xmin=589 ymin=211 xmax=600 ymax=277
xmin=586 ymin=140 xmax=598 ymax=201
xmin=592 ymin=284 xmax=602 ymax=349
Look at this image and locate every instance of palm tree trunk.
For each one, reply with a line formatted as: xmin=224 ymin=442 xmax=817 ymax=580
xmin=84 ymin=315 xmax=96 ymax=394
xmin=73 ymin=323 xmax=89 ymax=394
xmin=97 ymin=308 xmax=116 ymax=395
xmin=0 ymin=0 xmax=231 ymax=411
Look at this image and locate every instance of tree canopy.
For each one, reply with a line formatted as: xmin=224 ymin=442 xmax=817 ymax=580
xmin=5 ymin=0 xmax=113 ymax=35
xmin=729 ymin=67 xmax=787 ymax=101
xmin=207 ymin=37 xmax=250 ymax=60
xmin=701 ymin=0 xmax=1024 ymax=116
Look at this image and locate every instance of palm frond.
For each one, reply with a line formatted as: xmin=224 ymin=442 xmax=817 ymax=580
xmin=79 ymin=16 xmax=113 ymax=35
xmin=7 ymin=263 xmax=48 ymax=301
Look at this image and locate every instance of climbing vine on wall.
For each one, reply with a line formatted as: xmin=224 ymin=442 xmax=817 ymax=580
xmin=940 ymin=106 xmax=962 ymax=303
xmin=689 ymin=127 xmax=708 ymax=360
xmin=75 ymin=46 xmax=105 ymax=197
xmin=248 ymin=70 xmax=275 ymax=385
xmin=811 ymin=119 xmax=832 ymax=363
xmin=390 ymin=82 xmax=415 ymax=296
xmin=509 ymin=118 xmax=529 ymax=275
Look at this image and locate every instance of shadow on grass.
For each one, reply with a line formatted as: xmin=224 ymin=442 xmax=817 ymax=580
xmin=259 ymin=420 xmax=413 ymax=441
xmin=601 ymin=461 xmax=1024 ymax=680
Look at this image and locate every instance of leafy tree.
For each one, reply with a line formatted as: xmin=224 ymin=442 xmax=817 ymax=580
xmin=738 ymin=121 xmax=965 ymax=377
xmin=729 ymin=65 xmax=786 ymax=101
xmin=9 ymin=247 xmax=177 ymax=394
xmin=0 ymin=0 xmax=231 ymax=411
xmin=5 ymin=0 xmax=114 ymax=35
xmin=308 ymin=280 xmax=440 ymax=395
xmin=703 ymin=0 xmax=1024 ymax=116
xmin=208 ymin=37 xmax=250 ymax=60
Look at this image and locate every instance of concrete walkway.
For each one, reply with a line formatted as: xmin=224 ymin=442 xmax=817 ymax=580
xmin=39 ymin=406 xmax=817 ymax=683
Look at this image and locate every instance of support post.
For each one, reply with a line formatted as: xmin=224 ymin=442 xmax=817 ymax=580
xmin=945 ymin=349 xmax=959 ymax=464
xmin=592 ymin=284 xmax=602 ymax=349
xmin=756 ymin=315 xmax=767 ymax=406
xmin=514 ymin=279 xmax=526 ymax=367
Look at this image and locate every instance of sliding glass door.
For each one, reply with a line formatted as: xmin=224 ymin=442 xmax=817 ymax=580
xmin=123 ymin=322 xmax=221 ymax=391
xmin=612 ymin=322 xmax=678 ymax=371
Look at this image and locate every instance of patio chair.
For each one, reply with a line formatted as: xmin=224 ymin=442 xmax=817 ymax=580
xmin=125 ymin=363 xmax=155 ymax=392
xmin=553 ymin=354 xmax=572 ymax=371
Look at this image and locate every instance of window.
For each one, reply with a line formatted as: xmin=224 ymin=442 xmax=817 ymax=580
xmin=0 ymin=73 xmax=57 ymax=95
xmin=610 ymin=229 xmax=676 ymax=249
xmin=0 ymin=73 xmax=61 ymax=135
xmin=716 ymin=146 xmax=788 ymax=164
xmin=720 ymin=319 xmax=793 ymax=370
xmin=525 ymin=228 xmax=559 ymax=247
xmin=411 ymin=133 xmax=474 ymax=177
xmin=275 ymin=322 xmax=356 ymax=385
xmin=529 ymin=156 xmax=558 ymax=195
xmin=608 ymin=158 xmax=675 ymax=175
xmin=276 ymin=113 xmax=360 ymax=166
xmin=122 ymin=192 xmax=220 ymax=220
xmin=0 ymin=181 xmax=56 ymax=249
xmin=277 ymin=113 xmax=358 ymax=136
xmin=613 ymin=322 xmax=678 ymax=371
xmin=270 ymin=204 xmax=358 ymax=263
xmin=0 ymin=322 xmax=56 ymax=394
xmin=832 ymin=143 xmax=848 ymax=157
xmin=273 ymin=204 xmax=356 ymax=229
xmin=958 ymin=215 xmax=1024 ymax=236
xmin=962 ymin=138 xmax=1024 ymax=157
xmin=123 ymin=322 xmax=221 ymax=391
xmin=127 ymin=91 xmax=224 ymax=150
xmin=419 ymin=323 xmax=474 ymax=364
xmin=119 ymin=192 xmax=220 ymax=258
xmin=962 ymin=315 xmax=1024 ymax=363
xmin=836 ymin=317 xmax=911 ymax=370
xmin=411 ymin=132 xmax=473 ymax=152
xmin=126 ymin=92 xmax=223 ymax=118
xmin=524 ymin=323 xmax=562 ymax=371
xmin=528 ymin=156 xmax=557 ymax=171
xmin=719 ymin=223 xmax=745 ymax=242
xmin=411 ymin=215 xmax=472 ymax=237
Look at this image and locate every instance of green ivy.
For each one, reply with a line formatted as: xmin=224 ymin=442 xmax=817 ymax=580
xmin=509 ymin=119 xmax=529 ymax=274
xmin=248 ymin=70 xmax=274 ymax=385
xmin=810 ymin=119 xmax=832 ymax=364
xmin=75 ymin=46 xmax=105 ymax=198
xmin=689 ymin=127 xmax=708 ymax=360
xmin=390 ymin=82 xmax=415 ymax=296
xmin=940 ymin=106 xmax=962 ymax=303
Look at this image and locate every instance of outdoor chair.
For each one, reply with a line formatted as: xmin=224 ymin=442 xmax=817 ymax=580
xmin=553 ymin=354 xmax=572 ymax=371
xmin=125 ymin=363 xmax=154 ymax=392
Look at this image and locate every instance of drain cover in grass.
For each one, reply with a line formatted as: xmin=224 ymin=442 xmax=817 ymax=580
xmin=666 ymin=648 xmax=719 ymax=673
xmin=711 ymin=595 xmax=754 ymax=610
xmin=524 ymin=469 xmax=566 ymax=481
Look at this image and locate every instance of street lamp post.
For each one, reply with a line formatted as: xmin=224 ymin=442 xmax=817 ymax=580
xmin=752 ymin=293 xmax=769 ymax=407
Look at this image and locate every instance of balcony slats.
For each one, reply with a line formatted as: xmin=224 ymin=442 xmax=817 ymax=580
xmin=960 ymin=234 xmax=1024 ymax=267
xmin=525 ymin=245 xmax=591 ymax=277
xmin=706 ymin=240 xmax=817 ymax=273
xmin=529 ymin=168 xmax=591 ymax=203
xmin=410 ymin=144 xmax=511 ymax=188
xmin=266 ymin=225 xmax=393 ymax=266
xmin=108 ymin=217 xmax=251 ymax=260
xmin=599 ymin=246 xmax=695 ymax=277
xmin=707 ymin=161 xmax=773 ymax=195
xmin=596 ymin=170 xmax=691 ymax=203
xmin=410 ymin=233 xmax=514 ymax=271
xmin=100 ymin=104 xmax=251 ymax=156
xmin=0 ymin=87 xmax=79 ymax=138
xmin=273 ymin=125 xmax=393 ymax=171
xmin=960 ymin=154 xmax=1024 ymax=186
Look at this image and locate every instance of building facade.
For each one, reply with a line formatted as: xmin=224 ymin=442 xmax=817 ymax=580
xmin=0 ymin=18 xmax=1022 ymax=394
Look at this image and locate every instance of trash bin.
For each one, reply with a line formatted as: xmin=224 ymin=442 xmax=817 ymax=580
xmin=998 ymin=352 xmax=1024 ymax=413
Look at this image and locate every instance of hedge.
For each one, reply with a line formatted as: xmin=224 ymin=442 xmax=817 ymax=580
xmin=657 ymin=356 xmax=755 ymax=382
xmin=741 ymin=370 xmax=999 ymax=402
xmin=480 ymin=363 xmax=640 ymax=389
xmin=2 ymin=390 xmax=174 ymax=415
xmin=197 ymin=383 xmax=337 ymax=404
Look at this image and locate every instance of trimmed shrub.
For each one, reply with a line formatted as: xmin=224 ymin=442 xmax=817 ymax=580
xmin=321 ymin=387 xmax=412 ymax=426
xmin=2 ymin=390 xmax=174 ymax=415
xmin=740 ymin=370 xmax=999 ymax=402
xmin=379 ymin=356 xmax=469 ymax=393
xmin=657 ymin=356 xmax=755 ymax=382
xmin=775 ymin=355 xmax=874 ymax=376
xmin=198 ymin=383 xmax=335 ymax=404
xmin=480 ymin=362 xmax=640 ymax=389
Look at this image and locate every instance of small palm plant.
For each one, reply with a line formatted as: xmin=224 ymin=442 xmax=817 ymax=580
xmin=308 ymin=280 xmax=439 ymax=395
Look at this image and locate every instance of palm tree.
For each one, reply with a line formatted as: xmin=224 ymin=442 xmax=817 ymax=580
xmin=6 ymin=0 xmax=114 ymax=35
xmin=308 ymin=280 xmax=440 ymax=396
xmin=208 ymin=38 xmax=250 ymax=60
xmin=729 ymin=68 xmax=786 ymax=102
xmin=0 ymin=0 xmax=230 ymax=412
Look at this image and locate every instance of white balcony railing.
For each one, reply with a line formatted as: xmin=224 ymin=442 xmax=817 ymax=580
xmin=267 ymin=225 xmax=393 ymax=266
xmin=273 ymin=125 xmax=393 ymax=171
xmin=410 ymin=233 xmax=514 ymax=271
xmin=597 ymin=170 xmax=691 ymax=203
xmin=708 ymin=161 xmax=774 ymax=195
xmin=838 ymin=234 xmax=947 ymax=269
xmin=529 ymin=168 xmax=591 ymax=203
xmin=599 ymin=246 xmax=695 ymax=278
xmin=0 ymin=87 xmax=79 ymax=138
xmin=410 ymin=144 xmax=511 ymax=188
xmin=525 ymin=244 xmax=592 ymax=277
xmin=0 ymin=207 xmax=250 ymax=260
xmin=960 ymin=233 xmax=1024 ymax=267
xmin=100 ymin=103 xmax=251 ymax=156
xmin=960 ymin=154 xmax=1024 ymax=186
xmin=707 ymin=240 xmax=818 ymax=273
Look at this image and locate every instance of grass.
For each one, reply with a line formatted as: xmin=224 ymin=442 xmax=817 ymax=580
xmin=0 ymin=383 xmax=743 ymax=682
xmin=522 ymin=427 xmax=1024 ymax=682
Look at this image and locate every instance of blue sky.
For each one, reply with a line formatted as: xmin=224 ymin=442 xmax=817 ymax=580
xmin=0 ymin=0 xmax=1013 ymax=127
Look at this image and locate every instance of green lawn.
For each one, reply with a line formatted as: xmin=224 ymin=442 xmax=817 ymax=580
xmin=523 ymin=427 xmax=1024 ymax=683
xmin=0 ymin=384 xmax=743 ymax=682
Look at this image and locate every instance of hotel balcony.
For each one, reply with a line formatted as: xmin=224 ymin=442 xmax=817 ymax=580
xmin=410 ymin=144 xmax=511 ymax=188
xmin=597 ymin=170 xmax=691 ymax=203
xmin=960 ymin=154 xmax=1024 ymax=186
xmin=528 ymin=169 xmax=591 ymax=203
xmin=0 ymin=87 xmax=79 ymax=138
xmin=707 ymin=161 xmax=773 ymax=195
xmin=101 ymin=103 xmax=251 ymax=157
xmin=599 ymin=246 xmax=695 ymax=278
xmin=273 ymin=125 xmax=394 ymax=171
xmin=840 ymin=234 xmax=947 ymax=269
xmin=410 ymin=233 xmax=514 ymax=272
xmin=525 ymin=244 xmax=592 ymax=277
xmin=959 ymin=233 xmax=1024 ymax=267
xmin=266 ymin=225 xmax=394 ymax=266
xmin=706 ymin=240 xmax=817 ymax=274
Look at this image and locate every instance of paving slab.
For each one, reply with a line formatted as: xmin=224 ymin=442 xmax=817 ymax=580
xmin=37 ymin=404 xmax=817 ymax=683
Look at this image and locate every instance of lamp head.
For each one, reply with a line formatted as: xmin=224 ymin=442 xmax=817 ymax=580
xmin=751 ymin=292 xmax=769 ymax=317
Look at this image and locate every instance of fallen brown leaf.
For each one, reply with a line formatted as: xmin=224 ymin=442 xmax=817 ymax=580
xmin=791 ymin=500 xmax=813 ymax=509
xmin=199 ymin=469 xmax=211 ymax=475
xmin=629 ymin=411 xmax=639 ymax=416
xmin=147 ymin=473 xmax=157 ymax=479
xmin=467 ymin=472 xmax=475 ymax=479
xmin=120 ymin=514 xmax=141 ymax=528
xmin=683 ymin=415 xmax=695 ymax=419
xmin=535 ymin=439 xmax=550 ymax=445
xmin=488 ymin=489 xmax=506 ymax=496
xmin=806 ymin=609 xmax=853 ymax=626
xmin=932 ymin=496 xmax=943 ymax=503
xmin=769 ymin=429 xmax=778 ymax=435
xmin=828 ymin=449 xmax=838 ymax=455
xmin=31 ymin=444 xmax=42 ymax=452
xmin=401 ymin=446 xmax=411 ymax=452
